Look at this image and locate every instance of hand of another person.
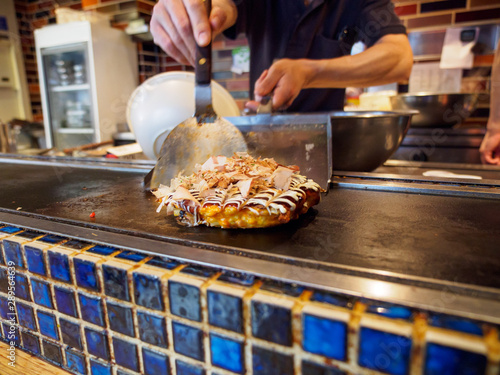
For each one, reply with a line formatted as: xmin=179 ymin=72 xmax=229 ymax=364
xmin=479 ymin=127 xmax=500 ymax=165
xmin=150 ymin=0 xmax=235 ymax=66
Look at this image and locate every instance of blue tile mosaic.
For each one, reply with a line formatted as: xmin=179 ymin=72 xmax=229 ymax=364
xmin=172 ymin=321 xmax=204 ymax=361
xmin=218 ymin=271 xmax=255 ymax=286
xmin=74 ymin=257 xmax=100 ymax=291
xmin=54 ymin=286 xmax=78 ymax=317
xmin=66 ymin=349 xmax=86 ymax=375
xmin=60 ymin=318 xmax=83 ymax=350
xmin=79 ymin=293 xmax=105 ymax=326
xmin=424 ymin=342 xmax=487 ymax=375
xmin=366 ymin=303 xmax=413 ymax=320
xmin=113 ymin=336 xmax=139 ymax=372
xmin=142 ymin=347 xmax=170 ymax=375
xmin=14 ymin=273 xmax=31 ymax=301
xmin=251 ymin=300 xmax=292 ymax=346
xmin=428 ymin=314 xmax=483 ymax=336
xmin=210 ymin=333 xmax=244 ymax=374
xmin=24 ymin=245 xmax=47 ymax=276
xmin=31 ymin=278 xmax=53 ymax=308
xmin=302 ymin=361 xmax=346 ymax=375
xmin=176 ymin=360 xmax=205 ymax=375
xmin=90 ymin=359 xmax=112 ymax=375
xmin=21 ymin=331 xmax=40 ymax=354
xmin=38 ymin=234 xmax=66 ymax=244
xmin=107 ymin=301 xmax=134 ymax=337
xmin=43 ymin=339 xmax=63 ymax=365
xmin=16 ymin=302 xmax=36 ymax=330
xmin=137 ymin=310 xmax=168 ymax=348
xmin=310 ymin=291 xmax=352 ymax=308
xmin=63 ymin=240 xmax=91 ymax=250
xmin=87 ymin=245 xmax=117 ymax=256
xmin=180 ymin=265 xmax=216 ymax=277
xmin=2 ymin=322 xmax=20 ymax=346
xmin=134 ymin=271 xmax=163 ymax=311
xmin=0 ymin=296 xmax=9 ymax=319
xmin=37 ymin=310 xmax=59 ymax=340
xmin=303 ymin=313 xmax=347 ymax=360
xmin=48 ymin=250 xmax=72 ymax=283
xmin=85 ymin=327 xmax=110 ymax=360
xmin=169 ymin=280 xmax=201 ymax=321
xmin=102 ymin=264 xmax=129 ymax=301
xmin=17 ymin=230 xmax=42 ymax=239
xmin=3 ymin=240 xmax=24 ymax=268
xmin=208 ymin=290 xmax=243 ymax=333
xmin=253 ymin=345 xmax=294 ymax=375
xmin=147 ymin=256 xmax=180 ymax=270
xmin=116 ymin=250 xmax=147 ymax=262
xmin=359 ymin=327 xmax=412 ymax=375
xmin=0 ymin=226 xmax=22 ymax=234
xmin=261 ymin=279 xmax=304 ymax=297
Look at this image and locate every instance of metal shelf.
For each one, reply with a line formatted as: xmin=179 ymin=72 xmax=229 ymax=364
xmin=56 ymin=128 xmax=94 ymax=134
xmin=51 ymin=83 xmax=90 ymax=92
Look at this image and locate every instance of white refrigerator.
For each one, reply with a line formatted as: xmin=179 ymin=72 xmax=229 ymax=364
xmin=35 ymin=20 xmax=138 ymax=149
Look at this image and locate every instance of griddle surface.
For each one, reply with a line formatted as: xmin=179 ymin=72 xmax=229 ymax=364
xmin=1 ymin=162 xmax=499 ymax=289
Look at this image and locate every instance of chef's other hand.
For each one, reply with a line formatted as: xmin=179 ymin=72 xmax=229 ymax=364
xmin=150 ymin=0 xmax=235 ymax=66
xmin=254 ymin=59 xmax=315 ymax=110
xmin=480 ymin=128 xmax=500 ymax=165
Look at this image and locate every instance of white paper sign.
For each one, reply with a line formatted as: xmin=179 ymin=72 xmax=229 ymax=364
xmin=440 ymin=27 xmax=479 ymax=69
xmin=409 ymin=62 xmax=462 ymax=93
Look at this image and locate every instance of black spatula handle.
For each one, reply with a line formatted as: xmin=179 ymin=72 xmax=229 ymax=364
xmin=195 ymin=0 xmax=212 ymax=85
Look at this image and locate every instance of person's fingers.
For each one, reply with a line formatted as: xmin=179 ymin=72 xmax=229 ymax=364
xmin=183 ymin=0 xmax=211 ymax=46
xmin=244 ymin=100 xmax=260 ymax=112
xmin=272 ymin=82 xmax=296 ymax=110
xmin=210 ymin=6 xmax=227 ymax=33
xmin=166 ymin=0 xmax=199 ymax=63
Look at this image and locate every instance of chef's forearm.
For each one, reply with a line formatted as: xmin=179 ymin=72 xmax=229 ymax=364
xmin=305 ymin=34 xmax=413 ymax=89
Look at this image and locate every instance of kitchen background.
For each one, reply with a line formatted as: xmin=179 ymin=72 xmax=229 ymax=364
xmin=2 ymin=0 xmax=499 ymax=122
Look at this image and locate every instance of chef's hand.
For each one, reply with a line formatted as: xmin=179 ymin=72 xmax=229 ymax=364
xmin=480 ymin=127 xmax=500 ymax=165
xmin=253 ymin=59 xmax=316 ymax=110
xmin=150 ymin=0 xmax=237 ymax=66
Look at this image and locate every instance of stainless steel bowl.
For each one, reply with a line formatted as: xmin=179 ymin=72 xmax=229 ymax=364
xmin=330 ymin=111 xmax=416 ymax=172
xmin=389 ymin=93 xmax=478 ymax=128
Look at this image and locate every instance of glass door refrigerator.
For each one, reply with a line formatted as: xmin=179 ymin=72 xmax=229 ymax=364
xmin=35 ymin=20 xmax=138 ymax=150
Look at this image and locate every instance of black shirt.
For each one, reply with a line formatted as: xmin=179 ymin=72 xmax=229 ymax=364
xmin=224 ymin=0 xmax=406 ymax=112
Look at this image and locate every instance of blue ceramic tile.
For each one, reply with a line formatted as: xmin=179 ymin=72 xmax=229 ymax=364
xmin=21 ymin=331 xmax=41 ymax=354
xmin=210 ymin=333 xmax=244 ymax=374
xmin=3 ymin=324 xmax=20 ymax=347
xmin=208 ymin=290 xmax=243 ymax=333
xmin=116 ymin=251 xmax=147 ymax=262
xmin=43 ymin=339 xmax=62 ymax=365
xmin=0 ymin=226 xmax=21 ymax=234
xmin=310 ymin=291 xmax=352 ymax=308
xmin=102 ymin=264 xmax=129 ymax=301
xmin=14 ymin=273 xmax=31 ymax=301
xmin=424 ymin=342 xmax=487 ymax=375
xmin=38 ymin=234 xmax=66 ymax=244
xmin=261 ymin=279 xmax=304 ymax=297
xmin=302 ymin=361 xmax=346 ymax=375
xmin=180 ymin=265 xmax=216 ymax=278
xmin=79 ymin=293 xmax=105 ymax=327
xmin=37 ymin=310 xmax=59 ymax=340
xmin=17 ymin=230 xmax=42 ymax=240
xmin=48 ymin=250 xmax=72 ymax=283
xmin=24 ymin=245 xmax=47 ymax=276
xmin=366 ymin=303 xmax=413 ymax=320
xmin=359 ymin=327 xmax=411 ymax=375
xmin=31 ymin=278 xmax=53 ymax=308
xmin=16 ymin=302 xmax=36 ymax=330
xmin=3 ymin=240 xmax=24 ymax=268
xmin=303 ymin=313 xmax=347 ymax=360
xmin=142 ymin=347 xmax=170 ymax=375
xmin=0 ymin=296 xmax=9 ymax=319
xmin=85 ymin=327 xmax=109 ymax=360
xmin=60 ymin=318 xmax=83 ymax=350
xmin=147 ymin=256 xmax=180 ymax=270
xmin=428 ymin=314 xmax=483 ymax=336
xmin=251 ymin=300 xmax=292 ymax=346
xmin=133 ymin=271 xmax=163 ymax=311
xmin=107 ymin=301 xmax=134 ymax=337
xmin=74 ymin=258 xmax=100 ymax=291
xmin=172 ymin=321 xmax=204 ymax=361
xmin=66 ymin=349 xmax=86 ymax=375
xmin=90 ymin=359 xmax=112 ymax=375
xmin=252 ymin=345 xmax=293 ymax=375
xmin=87 ymin=245 xmax=117 ymax=256
xmin=55 ymin=286 xmax=78 ymax=317
xmin=218 ymin=271 xmax=255 ymax=286
xmin=113 ymin=337 xmax=139 ymax=372
xmin=176 ymin=360 xmax=205 ymax=375
xmin=137 ymin=310 xmax=167 ymax=348
xmin=169 ymin=280 xmax=201 ymax=321
xmin=63 ymin=240 xmax=91 ymax=250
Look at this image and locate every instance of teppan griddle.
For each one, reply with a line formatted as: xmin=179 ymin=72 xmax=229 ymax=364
xmin=1 ymin=155 xmax=500 ymax=324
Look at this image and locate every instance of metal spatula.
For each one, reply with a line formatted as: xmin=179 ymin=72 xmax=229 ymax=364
xmin=148 ymin=0 xmax=247 ymax=190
